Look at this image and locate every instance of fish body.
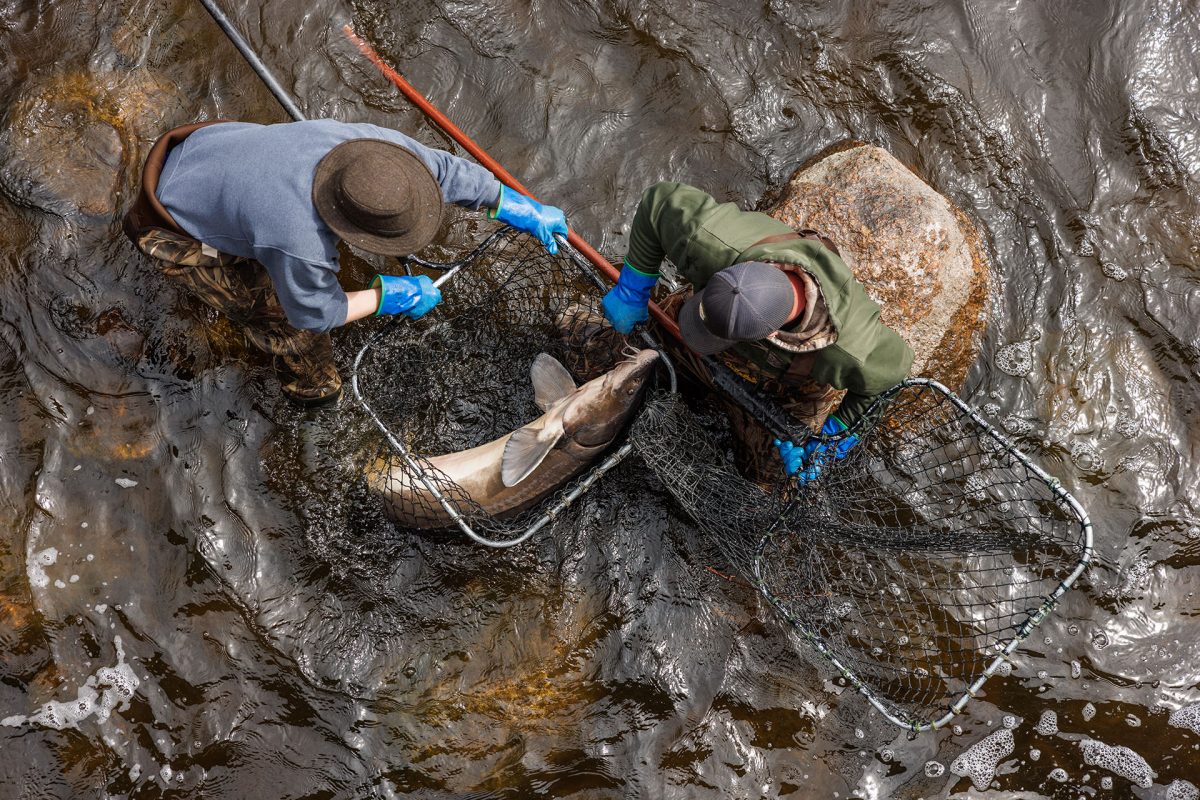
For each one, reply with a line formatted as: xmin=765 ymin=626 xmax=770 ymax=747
xmin=370 ymin=349 xmax=658 ymax=529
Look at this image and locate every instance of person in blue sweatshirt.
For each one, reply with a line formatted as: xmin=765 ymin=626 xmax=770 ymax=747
xmin=124 ymin=119 xmax=566 ymax=406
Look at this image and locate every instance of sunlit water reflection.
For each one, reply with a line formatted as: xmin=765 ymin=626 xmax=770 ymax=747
xmin=0 ymin=0 xmax=1198 ymax=796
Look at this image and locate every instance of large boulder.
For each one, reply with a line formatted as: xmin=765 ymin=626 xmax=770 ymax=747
xmin=769 ymin=143 xmax=990 ymax=390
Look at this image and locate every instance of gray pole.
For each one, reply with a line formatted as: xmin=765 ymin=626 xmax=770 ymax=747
xmin=196 ymin=0 xmax=308 ymax=122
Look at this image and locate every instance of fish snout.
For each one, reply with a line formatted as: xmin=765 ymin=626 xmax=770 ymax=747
xmin=621 ymin=348 xmax=660 ymax=387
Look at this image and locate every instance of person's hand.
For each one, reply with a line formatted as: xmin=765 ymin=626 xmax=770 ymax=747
xmin=774 ymin=415 xmax=859 ymax=483
xmin=491 ymin=187 xmax=568 ymax=254
xmin=372 ymin=274 xmax=442 ymax=320
xmin=601 ymin=261 xmax=658 ymax=333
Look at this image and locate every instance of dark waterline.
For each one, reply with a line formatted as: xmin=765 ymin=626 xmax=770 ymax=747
xmin=0 ymin=0 xmax=1198 ymax=796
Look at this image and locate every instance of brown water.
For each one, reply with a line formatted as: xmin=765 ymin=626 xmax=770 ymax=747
xmin=1 ymin=0 xmax=1199 ymax=796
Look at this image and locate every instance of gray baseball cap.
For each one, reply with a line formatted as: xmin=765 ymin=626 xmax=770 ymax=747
xmin=678 ymin=261 xmax=795 ymax=355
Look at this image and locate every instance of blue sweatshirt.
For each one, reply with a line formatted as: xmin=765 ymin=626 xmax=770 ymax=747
xmin=156 ymin=120 xmax=502 ymax=332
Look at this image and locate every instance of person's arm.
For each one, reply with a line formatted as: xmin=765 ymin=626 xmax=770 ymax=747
xmin=371 ymin=126 xmax=568 ymax=253
xmin=602 ymin=182 xmax=793 ymax=333
xmin=258 ymin=250 xmax=348 ymax=333
xmin=344 ymin=287 xmax=383 ymax=325
xmin=625 ymin=181 xmax=794 ymax=277
xmin=258 ymin=250 xmax=440 ymax=331
xmin=811 ymin=327 xmax=915 ymax=427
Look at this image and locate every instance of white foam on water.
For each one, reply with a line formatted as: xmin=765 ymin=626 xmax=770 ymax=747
xmin=1077 ymin=739 xmax=1156 ymax=789
xmin=950 ymin=728 xmax=1014 ymax=790
xmin=1071 ymin=660 xmax=1081 ymax=678
xmin=1048 ymin=768 xmax=1068 ymax=782
xmin=1167 ymin=779 xmax=1199 ymax=800
xmin=1029 ymin=748 xmax=1040 ymax=761
xmin=1168 ymin=703 xmax=1200 ymax=734
xmin=1035 ymin=710 xmax=1058 ymax=736
xmin=115 ymin=477 xmax=138 ymax=488
xmin=27 ymin=546 xmax=58 ymax=588
xmin=923 ymin=761 xmax=944 ymax=777
xmin=995 ymin=341 xmax=1034 ymax=376
xmin=1 ymin=636 xmax=138 ymax=731
xmin=1100 ymin=776 xmax=1112 ymax=790
xmin=1082 ymin=702 xmax=1097 ymax=721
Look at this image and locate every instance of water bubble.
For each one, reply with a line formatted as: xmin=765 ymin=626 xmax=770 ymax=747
xmin=855 ymin=728 xmax=865 ymax=739
xmin=880 ymin=749 xmax=893 ymax=762
xmin=1029 ymin=748 xmax=1040 ymax=761
xmin=1071 ymin=441 xmax=1104 ymax=472
xmin=1003 ymin=415 xmax=1034 ymax=436
xmin=950 ymin=728 xmax=1014 ymax=791
xmin=923 ymin=761 xmax=944 ymax=777
xmin=1168 ymin=703 xmax=1200 ymax=734
xmin=1092 ymin=631 xmax=1110 ymax=649
xmin=1002 ymin=715 xmax=1017 ymax=729
xmin=1125 ymin=714 xmax=1141 ymax=727
xmin=1037 ymin=670 xmax=1049 ymax=680
xmin=1049 ymin=768 xmax=1068 ymax=782
xmin=1035 ymin=710 xmax=1058 ymax=736
xmin=995 ymin=341 xmax=1034 ymax=376
xmin=952 ymin=725 xmax=963 ymax=736
xmin=1078 ymin=739 xmax=1156 ymax=788
xmin=1082 ymin=702 xmax=1097 ymax=721
xmin=1166 ymin=779 xmax=1199 ymax=800
xmin=1100 ymin=776 xmax=1112 ymax=790
xmin=1067 ymin=624 xmax=1080 ymax=636
xmin=1071 ymin=661 xmax=1081 ymax=679
xmin=1101 ymin=260 xmax=1129 ymax=281
xmin=1115 ymin=412 xmax=1140 ymax=439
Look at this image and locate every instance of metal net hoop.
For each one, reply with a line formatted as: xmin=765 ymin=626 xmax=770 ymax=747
xmin=629 ymin=378 xmax=1092 ymax=730
xmin=352 ymin=226 xmax=660 ymax=546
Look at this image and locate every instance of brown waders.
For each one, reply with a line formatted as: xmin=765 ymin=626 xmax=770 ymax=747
xmin=122 ymin=121 xmax=342 ymax=406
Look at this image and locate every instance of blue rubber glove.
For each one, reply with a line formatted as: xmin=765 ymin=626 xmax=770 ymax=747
xmin=601 ymin=261 xmax=659 ymax=334
xmin=774 ymin=415 xmax=859 ymax=484
xmin=490 ymin=186 xmax=568 ymax=254
xmin=371 ymin=274 xmax=442 ymax=320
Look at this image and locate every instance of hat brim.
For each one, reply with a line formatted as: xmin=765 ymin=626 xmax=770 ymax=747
xmin=679 ymin=294 xmax=738 ymax=355
xmin=312 ymin=139 xmax=443 ymax=257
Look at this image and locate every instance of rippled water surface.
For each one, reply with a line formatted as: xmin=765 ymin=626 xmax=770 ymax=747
xmin=1 ymin=0 xmax=1199 ymax=796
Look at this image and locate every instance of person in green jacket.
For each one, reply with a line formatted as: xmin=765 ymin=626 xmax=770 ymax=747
xmin=601 ymin=181 xmax=914 ymax=482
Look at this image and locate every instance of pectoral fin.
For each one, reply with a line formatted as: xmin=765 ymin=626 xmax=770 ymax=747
xmin=501 ymin=420 xmax=563 ymax=487
xmin=530 ymin=353 xmax=576 ymax=412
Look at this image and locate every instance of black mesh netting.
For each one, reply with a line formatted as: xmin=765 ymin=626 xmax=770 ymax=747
xmin=354 ymin=227 xmax=1090 ymax=729
xmin=629 ymin=385 xmax=1091 ymax=729
xmin=353 ymin=226 xmax=659 ymax=546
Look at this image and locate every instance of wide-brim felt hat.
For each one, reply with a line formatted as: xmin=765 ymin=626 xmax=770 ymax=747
xmin=313 ymin=139 xmax=443 ymax=257
xmin=678 ymin=261 xmax=795 ymax=355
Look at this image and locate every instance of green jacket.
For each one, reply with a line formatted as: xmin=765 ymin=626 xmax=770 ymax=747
xmin=626 ymin=181 xmax=914 ymax=424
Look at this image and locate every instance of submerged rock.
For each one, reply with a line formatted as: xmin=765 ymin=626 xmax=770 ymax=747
xmin=770 ymin=143 xmax=991 ymax=390
xmin=0 ymin=68 xmax=187 ymax=217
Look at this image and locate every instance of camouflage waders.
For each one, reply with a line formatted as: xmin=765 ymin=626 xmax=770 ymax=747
xmin=123 ymin=121 xmax=342 ymax=406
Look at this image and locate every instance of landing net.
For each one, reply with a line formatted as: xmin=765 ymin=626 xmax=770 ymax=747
xmin=354 ymin=228 xmax=1091 ymax=730
xmin=352 ymin=225 xmax=664 ymax=547
xmin=629 ymin=382 xmax=1092 ymax=730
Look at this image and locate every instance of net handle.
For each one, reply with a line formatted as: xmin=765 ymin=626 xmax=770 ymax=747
xmin=341 ymin=24 xmax=818 ymax=440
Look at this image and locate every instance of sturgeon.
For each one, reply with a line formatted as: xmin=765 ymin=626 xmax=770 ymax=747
xmin=369 ymin=349 xmax=658 ymax=529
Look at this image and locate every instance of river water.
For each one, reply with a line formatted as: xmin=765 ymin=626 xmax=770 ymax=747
xmin=1 ymin=0 xmax=1198 ymax=797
